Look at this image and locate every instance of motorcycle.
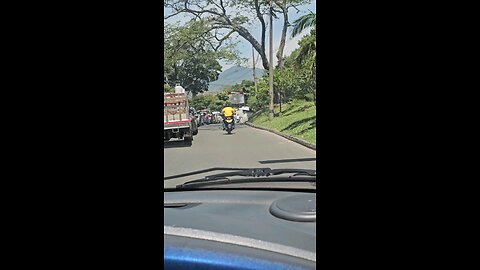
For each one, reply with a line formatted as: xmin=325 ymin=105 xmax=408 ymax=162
xmin=206 ymin=114 xmax=214 ymax=125
xmin=224 ymin=116 xmax=235 ymax=134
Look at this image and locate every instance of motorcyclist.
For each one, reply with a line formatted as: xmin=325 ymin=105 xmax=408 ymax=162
xmin=221 ymin=102 xmax=236 ymax=130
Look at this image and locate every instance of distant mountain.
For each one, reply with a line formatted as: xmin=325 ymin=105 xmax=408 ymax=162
xmin=207 ymin=66 xmax=265 ymax=93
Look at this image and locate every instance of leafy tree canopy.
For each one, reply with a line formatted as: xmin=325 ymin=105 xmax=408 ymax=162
xmin=164 ymin=20 xmax=241 ymax=96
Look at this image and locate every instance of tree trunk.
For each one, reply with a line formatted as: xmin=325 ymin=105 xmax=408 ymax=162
xmin=166 ymin=0 xmax=272 ymax=70
xmin=279 ymin=90 xmax=282 ymax=112
xmin=268 ymin=3 xmax=274 ymax=121
xmin=254 ymin=0 xmax=266 ymax=55
xmin=276 ymin=0 xmax=288 ymax=69
xmin=235 ymin=26 xmax=269 ymax=70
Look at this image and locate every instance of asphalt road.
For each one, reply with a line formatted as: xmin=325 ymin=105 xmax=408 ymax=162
xmin=164 ymin=123 xmax=316 ymax=188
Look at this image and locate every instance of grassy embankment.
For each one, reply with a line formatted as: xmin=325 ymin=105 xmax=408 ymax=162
xmin=249 ymin=100 xmax=316 ymax=145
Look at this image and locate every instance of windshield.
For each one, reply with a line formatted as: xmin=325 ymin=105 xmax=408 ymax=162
xmin=164 ymin=0 xmax=317 ymax=189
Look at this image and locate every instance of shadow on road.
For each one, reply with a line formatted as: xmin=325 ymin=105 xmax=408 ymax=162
xmin=198 ymin=123 xmax=247 ymax=132
xmin=258 ymin=157 xmax=316 ymax=164
xmin=164 ymin=140 xmax=192 ymax=148
xmin=198 ymin=124 xmax=222 ymax=131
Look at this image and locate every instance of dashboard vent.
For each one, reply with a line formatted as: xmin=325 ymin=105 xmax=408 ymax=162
xmin=269 ymin=194 xmax=316 ymax=222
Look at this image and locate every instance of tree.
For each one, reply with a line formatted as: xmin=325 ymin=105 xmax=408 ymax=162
xmin=290 ymin=11 xmax=315 ymax=38
xmin=164 ymin=20 xmax=238 ymax=96
xmin=290 ymin=11 xmax=316 ymax=64
xmin=295 ymin=30 xmax=316 ymax=105
xmin=295 ymin=28 xmax=315 ymax=62
xmin=164 ymin=84 xmax=174 ymax=93
xmin=190 ymin=92 xmax=232 ymax=111
xmin=191 ymin=95 xmax=212 ymax=110
xmin=273 ymin=0 xmax=309 ymax=69
xmin=290 ymin=12 xmax=316 ymax=105
xmin=164 ymin=0 xmax=310 ymax=71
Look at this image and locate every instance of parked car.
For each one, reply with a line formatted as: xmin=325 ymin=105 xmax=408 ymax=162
xmin=189 ymin=108 xmax=200 ymax=128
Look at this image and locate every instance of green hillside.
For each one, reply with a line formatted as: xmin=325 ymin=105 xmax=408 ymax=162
xmin=208 ymin=66 xmax=265 ymax=92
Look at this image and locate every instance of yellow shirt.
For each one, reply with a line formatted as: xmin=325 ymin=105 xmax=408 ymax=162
xmin=221 ymin=107 xmax=236 ymax=117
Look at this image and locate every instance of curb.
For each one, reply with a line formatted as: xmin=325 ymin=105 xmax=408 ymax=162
xmin=245 ymin=122 xmax=316 ymax=151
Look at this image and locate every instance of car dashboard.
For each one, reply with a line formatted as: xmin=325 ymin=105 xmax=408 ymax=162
xmin=164 ymin=189 xmax=316 ymax=269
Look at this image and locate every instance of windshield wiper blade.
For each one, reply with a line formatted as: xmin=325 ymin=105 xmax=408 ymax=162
xmin=164 ymin=167 xmax=257 ymax=181
xmin=175 ymin=168 xmax=316 ymax=189
xmin=204 ymin=168 xmax=316 ymax=180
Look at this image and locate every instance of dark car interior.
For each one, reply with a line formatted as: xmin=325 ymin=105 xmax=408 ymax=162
xmin=164 ymin=189 xmax=316 ymax=269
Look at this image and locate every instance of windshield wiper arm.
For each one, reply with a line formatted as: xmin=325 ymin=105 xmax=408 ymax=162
xmin=164 ymin=167 xmax=257 ymax=181
xmin=204 ymin=168 xmax=315 ymax=180
xmin=175 ymin=168 xmax=316 ymax=189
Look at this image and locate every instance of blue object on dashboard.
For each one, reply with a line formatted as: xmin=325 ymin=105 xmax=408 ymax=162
xmin=164 ymin=246 xmax=308 ymax=270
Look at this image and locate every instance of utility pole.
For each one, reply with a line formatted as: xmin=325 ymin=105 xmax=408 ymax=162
xmin=268 ymin=0 xmax=274 ymax=121
xmin=252 ymin=46 xmax=258 ymax=92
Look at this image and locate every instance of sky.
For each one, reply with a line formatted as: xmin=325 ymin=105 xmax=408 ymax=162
xmin=164 ymin=1 xmax=316 ymax=71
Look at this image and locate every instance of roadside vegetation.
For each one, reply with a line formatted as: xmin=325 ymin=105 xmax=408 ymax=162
xmin=230 ymin=16 xmax=317 ymax=145
xmin=249 ymin=100 xmax=316 ymax=145
xmin=189 ymin=92 xmax=229 ymax=112
xmin=239 ymin=28 xmax=316 ymax=112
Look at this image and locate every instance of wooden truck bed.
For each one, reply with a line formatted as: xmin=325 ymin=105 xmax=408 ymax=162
xmin=164 ymin=93 xmax=190 ymax=129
